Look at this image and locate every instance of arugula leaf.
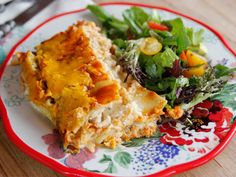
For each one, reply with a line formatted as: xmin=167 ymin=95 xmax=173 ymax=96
xmin=214 ymin=64 xmax=236 ymax=78
xmin=123 ymin=7 xmax=149 ymax=36
xmin=107 ymin=17 xmax=129 ymax=31
xmin=128 ymin=7 xmax=149 ymax=25
xmin=164 ymin=18 xmax=190 ymax=54
xmin=87 ymin=5 xmax=110 ymax=22
xmin=87 ymin=5 xmax=128 ymax=39
xmin=87 ymin=5 xmax=128 ymax=30
xmin=123 ymin=13 xmax=142 ymax=36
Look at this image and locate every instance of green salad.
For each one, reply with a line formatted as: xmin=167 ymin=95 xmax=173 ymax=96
xmin=87 ymin=5 xmax=236 ymax=113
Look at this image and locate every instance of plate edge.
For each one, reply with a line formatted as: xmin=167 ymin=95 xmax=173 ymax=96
xmin=0 ymin=2 xmax=235 ymax=177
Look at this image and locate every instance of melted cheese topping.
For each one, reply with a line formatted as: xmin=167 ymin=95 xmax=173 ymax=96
xmin=18 ymin=21 xmax=167 ymax=153
xmin=19 ymin=22 xmax=119 ymax=121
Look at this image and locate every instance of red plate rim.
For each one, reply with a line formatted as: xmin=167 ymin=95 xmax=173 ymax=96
xmin=0 ymin=2 xmax=236 ymax=177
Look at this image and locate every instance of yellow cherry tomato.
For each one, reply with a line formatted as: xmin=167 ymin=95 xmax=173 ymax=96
xmin=183 ymin=50 xmax=208 ymax=78
xmin=183 ymin=65 xmax=206 ymax=78
xmin=186 ymin=50 xmax=207 ymax=67
xmin=140 ymin=37 xmax=162 ymax=55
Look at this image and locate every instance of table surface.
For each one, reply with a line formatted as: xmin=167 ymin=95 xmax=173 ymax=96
xmin=0 ymin=0 xmax=236 ymax=177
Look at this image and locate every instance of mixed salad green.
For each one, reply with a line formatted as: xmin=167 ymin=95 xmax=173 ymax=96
xmin=87 ymin=5 xmax=236 ymax=113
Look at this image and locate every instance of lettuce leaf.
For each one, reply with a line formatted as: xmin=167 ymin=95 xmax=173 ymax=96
xmin=163 ymin=18 xmax=190 ymax=54
xmin=186 ymin=28 xmax=207 ymax=55
xmin=187 ymin=28 xmax=204 ymax=46
xmin=153 ymin=47 xmax=179 ymax=68
xmin=139 ymin=47 xmax=178 ymax=80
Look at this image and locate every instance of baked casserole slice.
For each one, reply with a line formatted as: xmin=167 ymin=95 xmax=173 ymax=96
xmin=17 ymin=21 xmax=167 ymax=153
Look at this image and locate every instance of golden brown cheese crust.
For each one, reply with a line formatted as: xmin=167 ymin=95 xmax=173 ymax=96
xmin=19 ymin=21 xmax=119 ymax=117
xmin=18 ymin=21 xmax=167 ymax=153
